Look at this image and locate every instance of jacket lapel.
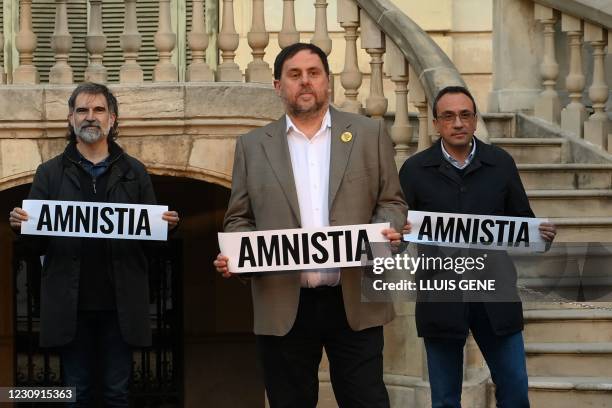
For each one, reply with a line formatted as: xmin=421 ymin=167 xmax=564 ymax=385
xmin=261 ymin=116 xmax=301 ymax=223
xmin=328 ymin=108 xmax=355 ymax=209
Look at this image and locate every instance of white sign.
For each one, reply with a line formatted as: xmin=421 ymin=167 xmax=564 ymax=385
xmin=404 ymin=211 xmax=547 ymax=251
xmin=218 ymin=223 xmax=390 ymax=273
xmin=21 ymin=199 xmax=168 ymax=241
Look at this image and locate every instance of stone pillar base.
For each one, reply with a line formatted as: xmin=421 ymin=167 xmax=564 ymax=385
xmin=49 ymin=65 xmax=73 ymax=85
xmin=584 ymin=118 xmax=609 ymax=150
xmin=153 ymin=63 xmax=178 ymax=82
xmin=13 ymin=65 xmax=39 ymax=84
xmin=245 ymin=61 xmax=272 ymax=84
xmin=216 ymin=62 xmax=243 ymax=82
xmin=84 ymin=64 xmax=107 ymax=83
xmin=187 ymin=63 xmax=214 ymax=82
xmin=534 ymin=92 xmax=560 ymax=124
xmin=120 ymin=63 xmax=144 ymax=84
xmin=561 ymin=106 xmax=586 ymax=137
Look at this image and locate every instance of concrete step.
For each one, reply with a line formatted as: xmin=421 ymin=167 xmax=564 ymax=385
xmin=527 ymin=189 xmax=612 ymax=217
xmin=518 ymin=163 xmax=612 ymax=190
xmin=525 ymin=342 xmax=612 ymax=377
xmin=552 ymin=217 xmax=612 ymax=242
xmin=528 ymin=376 xmax=612 ymax=408
xmin=490 ymin=137 xmax=567 ymax=164
xmin=523 ymin=309 xmax=612 ymax=343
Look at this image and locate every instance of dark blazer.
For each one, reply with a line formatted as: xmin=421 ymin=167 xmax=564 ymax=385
xmin=399 ymin=138 xmax=534 ymax=339
xmin=224 ymin=106 xmax=408 ymax=336
xmin=25 ymin=141 xmax=156 ymax=347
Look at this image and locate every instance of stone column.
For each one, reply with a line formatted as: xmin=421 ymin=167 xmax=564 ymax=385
xmin=386 ymin=40 xmax=411 ymax=169
xmin=217 ymin=0 xmax=242 ymax=81
xmin=245 ymin=0 xmax=272 ymax=83
xmin=14 ymin=0 xmax=38 ymax=84
xmin=410 ymin=66 xmax=431 ymax=152
xmin=311 ymin=0 xmax=333 ymax=102
xmin=559 ymin=14 xmax=586 ymax=137
xmin=337 ymin=0 xmax=362 ymax=114
xmin=188 ymin=0 xmax=214 ymax=81
xmin=583 ymin=23 xmax=609 ymax=151
xmin=488 ymin=0 xmax=540 ymax=113
xmin=360 ymin=9 xmax=387 ymax=119
xmin=278 ymin=0 xmax=299 ymax=48
xmin=49 ymin=0 xmax=72 ymax=84
xmin=0 ymin=25 xmax=6 ymax=84
xmin=534 ymin=4 xmax=560 ymax=124
xmin=85 ymin=0 xmax=107 ymax=83
xmin=154 ymin=0 xmax=178 ymax=82
xmin=120 ymin=0 xmax=144 ymax=83
xmin=311 ymin=0 xmax=331 ymax=55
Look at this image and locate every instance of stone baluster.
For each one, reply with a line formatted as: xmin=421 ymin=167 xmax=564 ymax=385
xmin=14 ymin=0 xmax=38 ymax=84
xmin=360 ymin=10 xmax=387 ymax=119
xmin=311 ymin=0 xmax=333 ymax=101
xmin=311 ymin=0 xmax=332 ymax=55
xmin=85 ymin=0 xmax=107 ymax=83
xmin=560 ymin=14 xmax=586 ymax=137
xmin=386 ymin=40 xmax=411 ymax=167
xmin=0 ymin=26 xmax=6 ymax=84
xmin=410 ymin=66 xmax=430 ymax=151
xmin=246 ymin=0 xmax=272 ymax=83
xmin=534 ymin=5 xmax=560 ymax=123
xmin=49 ymin=0 xmax=72 ymax=84
xmin=337 ymin=0 xmax=362 ymax=113
xmin=583 ymin=23 xmax=609 ymax=151
xmin=120 ymin=0 xmax=143 ymax=83
xmin=278 ymin=0 xmax=299 ymax=48
xmin=187 ymin=0 xmax=213 ymax=81
xmin=217 ymin=0 xmax=241 ymax=81
xmin=154 ymin=0 xmax=178 ymax=82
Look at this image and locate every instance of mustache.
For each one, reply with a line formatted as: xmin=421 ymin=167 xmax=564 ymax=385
xmin=298 ymin=88 xmax=315 ymax=95
xmin=77 ymin=120 xmax=101 ymax=129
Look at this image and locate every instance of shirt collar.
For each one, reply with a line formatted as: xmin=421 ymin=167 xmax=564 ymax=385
xmin=77 ymin=150 xmax=110 ymax=167
xmin=285 ymin=109 xmax=331 ymax=137
xmin=441 ymin=137 xmax=477 ymax=170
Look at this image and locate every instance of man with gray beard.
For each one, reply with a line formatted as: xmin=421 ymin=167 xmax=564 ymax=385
xmin=9 ymin=83 xmax=179 ymax=407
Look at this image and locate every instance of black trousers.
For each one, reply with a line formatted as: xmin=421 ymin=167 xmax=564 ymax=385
xmin=256 ymin=286 xmax=390 ymax=408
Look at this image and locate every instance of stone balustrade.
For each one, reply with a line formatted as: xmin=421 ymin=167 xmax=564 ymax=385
xmin=0 ymin=0 xmax=439 ymax=155
xmin=531 ymin=2 xmax=610 ymax=152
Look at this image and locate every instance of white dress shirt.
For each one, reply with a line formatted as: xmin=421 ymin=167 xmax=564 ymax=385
xmin=286 ymin=110 xmax=340 ymax=288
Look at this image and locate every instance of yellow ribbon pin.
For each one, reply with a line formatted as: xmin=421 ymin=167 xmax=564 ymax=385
xmin=340 ymin=131 xmax=353 ymax=143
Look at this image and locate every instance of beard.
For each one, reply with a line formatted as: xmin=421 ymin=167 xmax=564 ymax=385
xmin=73 ymin=120 xmax=109 ymax=144
xmin=283 ymin=89 xmax=328 ymax=119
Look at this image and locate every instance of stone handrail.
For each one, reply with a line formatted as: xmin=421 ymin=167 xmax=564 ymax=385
xmin=533 ymin=0 xmax=612 ymax=29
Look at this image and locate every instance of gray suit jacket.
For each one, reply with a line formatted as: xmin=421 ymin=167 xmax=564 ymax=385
xmin=224 ymin=106 xmax=408 ymax=336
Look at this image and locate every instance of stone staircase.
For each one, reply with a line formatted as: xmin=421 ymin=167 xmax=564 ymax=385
xmin=522 ymin=308 xmax=612 ymax=407
xmin=484 ymin=113 xmax=612 ymax=243
xmin=483 ymin=113 xmax=612 ymax=407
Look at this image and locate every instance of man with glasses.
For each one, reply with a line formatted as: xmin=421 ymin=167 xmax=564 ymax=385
xmin=398 ymin=86 xmax=556 ymax=407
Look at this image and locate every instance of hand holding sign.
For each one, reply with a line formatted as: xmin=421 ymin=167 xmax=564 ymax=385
xmin=538 ymin=222 xmax=557 ymax=242
xmin=214 ymin=254 xmax=232 ymax=278
xmin=9 ymin=207 xmax=28 ymax=231
xmin=162 ymin=210 xmax=180 ymax=230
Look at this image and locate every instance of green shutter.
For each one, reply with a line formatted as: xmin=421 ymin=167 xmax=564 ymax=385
xmin=102 ymin=0 xmax=159 ymax=83
xmin=32 ymin=0 xmax=88 ymax=83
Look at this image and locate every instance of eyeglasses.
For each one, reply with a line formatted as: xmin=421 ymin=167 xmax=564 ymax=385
xmin=436 ymin=112 xmax=476 ymax=123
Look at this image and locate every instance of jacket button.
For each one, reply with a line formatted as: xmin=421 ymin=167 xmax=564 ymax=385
xmin=72 ymin=256 xmax=78 ymax=261
xmin=460 ymin=187 xmax=467 ymax=193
